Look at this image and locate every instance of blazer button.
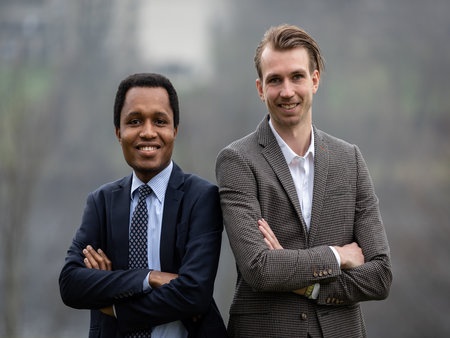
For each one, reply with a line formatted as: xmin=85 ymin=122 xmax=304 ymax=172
xmin=326 ymin=298 xmax=331 ymax=304
xmin=313 ymin=272 xmax=318 ymax=277
xmin=319 ymin=271 xmax=323 ymax=277
xmin=328 ymin=269 xmax=333 ymax=274
xmin=323 ymin=270 xmax=328 ymax=276
xmin=301 ymin=313 xmax=307 ymax=320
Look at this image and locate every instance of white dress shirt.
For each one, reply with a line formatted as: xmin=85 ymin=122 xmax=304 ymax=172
xmin=269 ymin=119 xmax=341 ymax=268
xmin=269 ymin=119 xmax=314 ymax=230
xmin=129 ymin=161 xmax=188 ymax=338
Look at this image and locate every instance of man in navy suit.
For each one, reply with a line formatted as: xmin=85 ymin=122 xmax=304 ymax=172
xmin=59 ymin=73 xmax=226 ymax=337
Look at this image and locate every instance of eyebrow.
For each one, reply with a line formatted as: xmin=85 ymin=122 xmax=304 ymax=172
xmin=123 ymin=111 xmax=142 ymax=119
xmin=265 ymin=68 xmax=308 ymax=80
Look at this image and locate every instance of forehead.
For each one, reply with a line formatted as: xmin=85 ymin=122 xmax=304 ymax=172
xmin=260 ymin=46 xmax=311 ymax=77
xmin=124 ymin=86 xmax=170 ymax=107
xmin=122 ymin=86 xmax=173 ymax=117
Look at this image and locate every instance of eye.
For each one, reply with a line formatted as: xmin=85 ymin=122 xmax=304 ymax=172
xmin=292 ymin=73 xmax=303 ymax=81
xmin=155 ymin=118 xmax=168 ymax=126
xmin=267 ymin=77 xmax=281 ymax=85
xmin=128 ymin=119 xmax=141 ymax=125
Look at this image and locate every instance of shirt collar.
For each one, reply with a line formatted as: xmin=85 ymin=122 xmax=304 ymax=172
xmin=131 ymin=161 xmax=173 ymax=203
xmin=268 ymin=118 xmax=315 ymax=164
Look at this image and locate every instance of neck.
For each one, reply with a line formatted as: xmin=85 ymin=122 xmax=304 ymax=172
xmin=271 ymin=120 xmax=312 ymax=157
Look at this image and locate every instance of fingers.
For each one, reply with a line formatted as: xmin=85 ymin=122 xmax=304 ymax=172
xmin=148 ymin=270 xmax=179 ymax=288
xmin=334 ymin=242 xmax=365 ymax=269
xmin=83 ymin=246 xmax=99 ymax=269
xmin=264 ymin=237 xmax=274 ymax=250
xmin=192 ymin=314 xmax=202 ymax=322
xmin=83 ymin=245 xmax=112 ymax=271
xmin=258 ymin=218 xmax=283 ymax=250
xmin=97 ymin=248 xmax=112 ymax=271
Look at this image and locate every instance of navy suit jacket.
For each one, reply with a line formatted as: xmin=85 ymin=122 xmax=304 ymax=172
xmin=59 ymin=163 xmax=227 ymax=337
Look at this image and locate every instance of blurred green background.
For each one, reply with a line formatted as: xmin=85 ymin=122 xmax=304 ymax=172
xmin=1 ymin=0 xmax=449 ymax=337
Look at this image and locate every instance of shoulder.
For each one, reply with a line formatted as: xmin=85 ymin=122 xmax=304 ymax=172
xmin=315 ymin=127 xmax=357 ymax=158
xmin=219 ymin=130 xmax=259 ymax=155
xmin=171 ymin=163 xmax=218 ymax=196
xmin=89 ymin=175 xmax=131 ymax=199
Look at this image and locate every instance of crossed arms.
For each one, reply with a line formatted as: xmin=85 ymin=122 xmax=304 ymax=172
xmin=216 ymin=143 xmax=392 ymax=305
xmin=59 ymin=182 xmax=223 ymax=332
xmin=83 ymin=246 xmax=201 ymax=322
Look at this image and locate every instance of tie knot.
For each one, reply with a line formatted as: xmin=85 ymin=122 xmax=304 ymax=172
xmin=138 ymin=184 xmax=152 ymax=200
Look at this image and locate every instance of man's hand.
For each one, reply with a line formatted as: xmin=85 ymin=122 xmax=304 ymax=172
xmin=148 ymin=270 xmax=204 ymax=322
xmin=333 ymin=242 xmax=364 ymax=269
xmin=148 ymin=270 xmax=178 ymax=288
xmin=258 ymin=218 xmax=283 ymax=250
xmin=83 ymin=245 xmax=112 ymax=271
xmin=83 ymin=245 xmax=114 ymax=316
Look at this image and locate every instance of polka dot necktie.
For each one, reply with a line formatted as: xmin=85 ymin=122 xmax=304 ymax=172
xmin=129 ymin=184 xmax=152 ymax=269
xmin=127 ymin=184 xmax=152 ymax=338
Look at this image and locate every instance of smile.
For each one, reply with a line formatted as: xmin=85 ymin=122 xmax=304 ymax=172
xmin=279 ymin=103 xmax=298 ymax=109
xmin=139 ymin=146 xmax=158 ymax=151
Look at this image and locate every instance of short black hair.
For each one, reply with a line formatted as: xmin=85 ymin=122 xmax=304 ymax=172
xmin=113 ymin=73 xmax=179 ymax=129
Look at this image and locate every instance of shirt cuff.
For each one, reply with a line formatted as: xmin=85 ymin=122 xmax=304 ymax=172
xmin=143 ymin=271 xmax=152 ymax=291
xmin=310 ymin=283 xmax=320 ymax=299
xmin=329 ymin=246 xmax=341 ymax=267
xmin=113 ymin=305 xmax=117 ymax=318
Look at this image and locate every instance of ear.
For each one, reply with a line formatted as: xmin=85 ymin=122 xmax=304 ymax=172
xmin=115 ymin=126 xmax=122 ymax=144
xmin=173 ymin=126 xmax=178 ymax=138
xmin=312 ymin=70 xmax=320 ymax=94
xmin=256 ymin=78 xmax=265 ymax=102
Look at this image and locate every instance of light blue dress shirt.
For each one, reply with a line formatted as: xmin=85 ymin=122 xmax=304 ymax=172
xmin=129 ymin=161 xmax=188 ymax=338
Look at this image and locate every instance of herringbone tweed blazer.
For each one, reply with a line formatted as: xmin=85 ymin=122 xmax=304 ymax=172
xmin=216 ymin=116 xmax=392 ymax=338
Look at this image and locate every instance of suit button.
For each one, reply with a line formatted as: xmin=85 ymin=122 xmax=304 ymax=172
xmin=301 ymin=313 xmax=307 ymax=320
xmin=319 ymin=271 xmax=323 ymax=277
xmin=323 ymin=270 xmax=328 ymax=276
xmin=313 ymin=272 xmax=318 ymax=277
xmin=328 ymin=269 xmax=333 ymax=274
xmin=326 ymin=298 xmax=331 ymax=304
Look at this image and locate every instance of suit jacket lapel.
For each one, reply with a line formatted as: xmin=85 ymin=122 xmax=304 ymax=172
xmin=160 ymin=163 xmax=184 ymax=272
xmin=110 ymin=175 xmax=132 ymax=270
xmin=309 ymin=127 xmax=329 ymax=246
xmin=257 ymin=116 xmax=308 ymax=236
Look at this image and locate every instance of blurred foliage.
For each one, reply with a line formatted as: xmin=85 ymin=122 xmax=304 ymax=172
xmin=0 ymin=0 xmax=449 ymax=337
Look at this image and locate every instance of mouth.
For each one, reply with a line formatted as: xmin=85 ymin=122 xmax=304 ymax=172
xmin=136 ymin=144 xmax=160 ymax=153
xmin=279 ymin=103 xmax=299 ymax=110
xmin=139 ymin=146 xmax=158 ymax=151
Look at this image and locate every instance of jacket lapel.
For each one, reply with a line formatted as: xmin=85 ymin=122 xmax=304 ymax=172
xmin=110 ymin=175 xmax=132 ymax=270
xmin=160 ymin=163 xmax=184 ymax=272
xmin=257 ymin=116 xmax=308 ymax=236
xmin=308 ymin=127 xmax=328 ymax=246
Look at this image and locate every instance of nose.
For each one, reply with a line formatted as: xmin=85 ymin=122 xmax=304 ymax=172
xmin=280 ymin=79 xmax=294 ymax=98
xmin=139 ymin=120 xmax=156 ymax=139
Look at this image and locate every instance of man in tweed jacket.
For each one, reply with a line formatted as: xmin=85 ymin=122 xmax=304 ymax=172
xmin=215 ymin=25 xmax=392 ymax=338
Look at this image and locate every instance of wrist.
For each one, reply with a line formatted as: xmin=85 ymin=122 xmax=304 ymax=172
xmin=304 ymin=283 xmax=320 ymax=299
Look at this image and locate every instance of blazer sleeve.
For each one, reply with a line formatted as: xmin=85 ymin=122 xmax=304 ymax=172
xmin=59 ymin=192 xmax=150 ymax=310
xmin=113 ymin=183 xmax=223 ymax=333
xmin=216 ymin=146 xmax=341 ymax=292
xmin=317 ymin=145 xmax=392 ymax=305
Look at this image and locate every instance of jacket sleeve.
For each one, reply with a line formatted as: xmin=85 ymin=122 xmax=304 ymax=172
xmin=316 ymin=145 xmax=392 ymax=305
xmin=59 ymin=192 xmax=150 ymax=310
xmin=215 ymin=146 xmax=341 ymax=292
xmin=113 ymin=183 xmax=223 ymax=333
